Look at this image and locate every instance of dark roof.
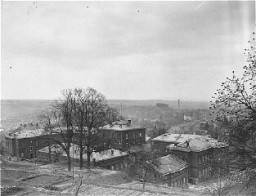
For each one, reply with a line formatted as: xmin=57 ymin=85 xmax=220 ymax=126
xmin=153 ymin=154 xmax=187 ymax=175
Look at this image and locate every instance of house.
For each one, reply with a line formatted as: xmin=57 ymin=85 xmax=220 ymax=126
xmin=37 ymin=144 xmax=129 ymax=171
xmin=151 ymin=133 xmax=228 ymax=183
xmin=146 ymin=154 xmax=189 ymax=187
xmin=4 ymin=123 xmax=60 ymax=159
xmin=98 ymin=120 xmax=146 ymax=150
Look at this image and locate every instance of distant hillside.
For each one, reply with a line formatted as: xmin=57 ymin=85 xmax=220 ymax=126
xmin=1 ymin=99 xmax=53 ymax=129
xmin=0 ymin=99 xmax=210 ymax=130
xmin=108 ymin=99 xmax=210 ymax=109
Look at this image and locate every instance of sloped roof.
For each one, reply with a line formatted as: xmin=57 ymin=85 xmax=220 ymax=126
xmin=152 ymin=133 xmax=201 ymax=143
xmin=152 ymin=133 xmax=227 ymax=152
xmin=165 ymin=135 xmax=227 ymax=152
xmin=153 ymin=154 xmax=187 ymax=175
xmin=5 ymin=128 xmax=46 ymax=139
xmin=100 ymin=120 xmax=145 ymax=131
xmin=38 ymin=144 xmax=128 ymax=162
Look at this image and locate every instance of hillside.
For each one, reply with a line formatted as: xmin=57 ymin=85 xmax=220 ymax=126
xmin=1 ymin=99 xmax=210 ymax=130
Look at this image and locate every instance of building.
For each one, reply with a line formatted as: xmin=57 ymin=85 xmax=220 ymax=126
xmin=151 ymin=133 xmax=228 ymax=183
xmin=5 ymin=123 xmax=60 ymax=159
xmin=37 ymin=144 xmax=129 ymax=170
xmin=147 ymin=154 xmax=189 ymax=187
xmin=98 ymin=120 xmax=146 ymax=151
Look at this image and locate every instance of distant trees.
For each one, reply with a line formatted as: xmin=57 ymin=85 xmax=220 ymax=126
xmin=40 ymin=87 xmax=119 ymax=170
xmin=210 ymin=33 xmax=256 ymax=187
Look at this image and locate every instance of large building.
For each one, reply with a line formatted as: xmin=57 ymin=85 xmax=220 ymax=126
xmin=5 ymin=123 xmax=60 ymax=159
xmin=99 ymin=120 xmax=146 ymax=150
xmin=151 ymin=133 xmax=228 ymax=183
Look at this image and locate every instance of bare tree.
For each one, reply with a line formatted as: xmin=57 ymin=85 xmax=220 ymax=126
xmin=40 ymin=89 xmax=76 ymax=171
xmin=210 ymin=33 xmax=256 ymax=187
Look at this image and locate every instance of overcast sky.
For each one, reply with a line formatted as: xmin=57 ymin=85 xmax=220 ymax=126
xmin=1 ymin=1 xmax=255 ymax=101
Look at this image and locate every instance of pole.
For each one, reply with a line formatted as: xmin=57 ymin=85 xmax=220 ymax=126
xmin=121 ymin=101 xmax=122 ymax=119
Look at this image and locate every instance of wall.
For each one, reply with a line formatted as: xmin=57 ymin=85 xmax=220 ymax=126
xmin=147 ymin=167 xmax=189 ymax=188
xmin=99 ymin=128 xmax=146 ymax=151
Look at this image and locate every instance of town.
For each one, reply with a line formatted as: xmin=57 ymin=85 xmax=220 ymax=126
xmin=1 ymin=1 xmax=255 ymax=196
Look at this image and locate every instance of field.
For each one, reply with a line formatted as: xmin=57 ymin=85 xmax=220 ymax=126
xmin=0 ymin=159 xmax=204 ymax=196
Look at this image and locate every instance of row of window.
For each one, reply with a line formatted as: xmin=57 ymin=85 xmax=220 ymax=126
xmin=111 ymin=132 xmax=142 ymax=140
xmin=199 ymin=154 xmax=211 ymax=164
xmin=199 ymin=167 xmax=211 ymax=177
xmin=170 ymin=177 xmax=187 ymax=187
xmin=107 ymin=162 xmax=126 ymax=171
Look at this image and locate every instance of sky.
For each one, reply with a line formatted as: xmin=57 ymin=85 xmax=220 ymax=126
xmin=1 ymin=1 xmax=255 ymax=101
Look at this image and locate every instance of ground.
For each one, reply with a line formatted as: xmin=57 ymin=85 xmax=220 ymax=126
xmin=1 ymin=159 xmax=254 ymax=196
xmin=0 ymin=159 xmax=202 ymax=196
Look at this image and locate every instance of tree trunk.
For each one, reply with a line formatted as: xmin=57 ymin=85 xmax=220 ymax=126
xmin=67 ymin=143 xmax=71 ymax=172
xmin=87 ymin=145 xmax=91 ymax=170
xmin=48 ymin=145 xmax=52 ymax=163
xmin=87 ymin=128 xmax=91 ymax=170
xmin=79 ymin=130 xmax=83 ymax=169
xmin=143 ymin=169 xmax=147 ymax=189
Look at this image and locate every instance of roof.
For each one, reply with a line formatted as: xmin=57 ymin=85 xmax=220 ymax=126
xmin=152 ymin=133 xmax=202 ymax=144
xmin=152 ymin=133 xmax=227 ymax=152
xmin=38 ymin=144 xmax=128 ymax=162
xmin=153 ymin=154 xmax=187 ymax=175
xmin=100 ymin=120 xmax=145 ymax=131
xmin=5 ymin=128 xmax=46 ymax=139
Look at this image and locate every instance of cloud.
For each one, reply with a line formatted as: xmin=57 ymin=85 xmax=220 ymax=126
xmin=1 ymin=1 xmax=255 ymax=100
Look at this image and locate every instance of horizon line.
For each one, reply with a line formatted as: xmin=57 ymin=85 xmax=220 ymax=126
xmin=0 ymin=98 xmax=211 ymax=102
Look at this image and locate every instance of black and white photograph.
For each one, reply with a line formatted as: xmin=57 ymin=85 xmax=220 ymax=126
xmin=1 ymin=1 xmax=255 ymax=195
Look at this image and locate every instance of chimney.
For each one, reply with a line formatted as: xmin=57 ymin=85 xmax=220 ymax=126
xmin=111 ymin=149 xmax=114 ymax=155
xmin=127 ymin=119 xmax=131 ymax=125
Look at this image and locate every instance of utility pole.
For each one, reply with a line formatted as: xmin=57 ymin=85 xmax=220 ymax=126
xmin=120 ymin=101 xmax=123 ymax=120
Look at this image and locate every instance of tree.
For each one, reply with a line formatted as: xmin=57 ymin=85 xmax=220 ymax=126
xmin=125 ymin=144 xmax=160 ymax=189
xmin=40 ymin=89 xmax=76 ymax=171
xmin=210 ymin=33 xmax=256 ymax=187
xmin=72 ymin=87 xmax=108 ymax=169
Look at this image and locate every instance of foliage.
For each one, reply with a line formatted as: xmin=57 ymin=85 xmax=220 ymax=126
xmin=210 ymin=33 xmax=256 ymax=187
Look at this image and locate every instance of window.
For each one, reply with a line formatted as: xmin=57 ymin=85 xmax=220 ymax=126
xmin=36 ymin=141 xmax=38 ymax=146
xmin=126 ymin=134 xmax=128 ymax=139
xmin=199 ymin=157 xmax=201 ymax=164
xmin=139 ymin=133 xmax=142 ymax=137
xmin=30 ymin=146 xmax=33 ymax=151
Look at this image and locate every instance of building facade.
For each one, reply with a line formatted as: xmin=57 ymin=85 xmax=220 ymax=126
xmin=5 ymin=123 xmax=60 ymax=159
xmin=151 ymin=133 xmax=228 ymax=183
xmin=37 ymin=144 xmax=129 ymax=171
xmin=146 ymin=154 xmax=189 ymax=187
xmin=98 ymin=120 xmax=146 ymax=151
